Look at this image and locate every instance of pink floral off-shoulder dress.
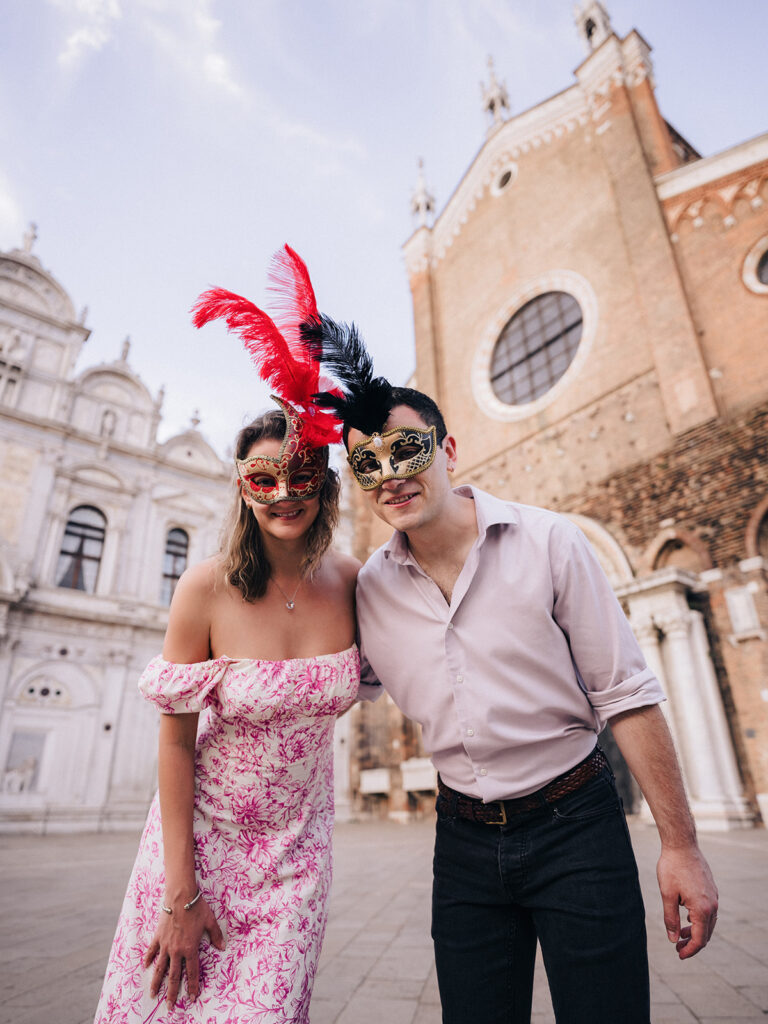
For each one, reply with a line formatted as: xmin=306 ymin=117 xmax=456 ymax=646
xmin=94 ymin=645 xmax=360 ymax=1024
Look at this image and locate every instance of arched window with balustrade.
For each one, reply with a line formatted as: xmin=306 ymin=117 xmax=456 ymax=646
xmin=55 ymin=505 xmax=107 ymax=593
xmin=161 ymin=528 xmax=189 ymax=605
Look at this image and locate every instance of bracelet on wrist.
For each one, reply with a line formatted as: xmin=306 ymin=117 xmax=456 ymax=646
xmin=161 ymin=888 xmax=202 ymax=915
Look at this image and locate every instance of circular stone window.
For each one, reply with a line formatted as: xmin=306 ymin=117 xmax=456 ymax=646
xmin=490 ymin=163 xmax=518 ymax=196
xmin=490 ymin=291 xmax=583 ymax=405
xmin=743 ymin=235 xmax=768 ymax=295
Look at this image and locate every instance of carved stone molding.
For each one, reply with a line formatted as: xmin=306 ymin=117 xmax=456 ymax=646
xmin=664 ymin=165 xmax=768 ymax=233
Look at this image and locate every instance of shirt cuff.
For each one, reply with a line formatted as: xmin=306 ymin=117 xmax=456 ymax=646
xmin=587 ymin=667 xmax=666 ymax=728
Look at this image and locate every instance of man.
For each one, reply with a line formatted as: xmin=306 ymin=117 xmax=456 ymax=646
xmin=300 ymin=323 xmax=718 ymax=1023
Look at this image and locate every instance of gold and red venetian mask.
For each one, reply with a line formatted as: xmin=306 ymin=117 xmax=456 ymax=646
xmin=237 ymin=397 xmax=328 ymax=505
xmin=347 ymin=425 xmax=437 ymax=490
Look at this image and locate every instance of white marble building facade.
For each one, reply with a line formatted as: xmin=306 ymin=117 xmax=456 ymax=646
xmin=0 ymin=239 xmax=232 ymax=832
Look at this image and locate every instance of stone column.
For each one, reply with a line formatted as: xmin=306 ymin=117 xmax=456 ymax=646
xmin=622 ymin=569 xmax=753 ymax=830
xmin=659 ymin=607 xmax=752 ymax=829
xmin=629 ymin=618 xmax=675 ymax=824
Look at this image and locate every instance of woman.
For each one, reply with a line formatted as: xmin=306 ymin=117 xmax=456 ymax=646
xmin=95 ymin=408 xmax=359 ymax=1022
xmin=95 ymin=247 xmax=363 ymax=1022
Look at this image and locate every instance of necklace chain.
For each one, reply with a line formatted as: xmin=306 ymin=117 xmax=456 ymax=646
xmin=272 ymin=575 xmax=303 ymax=611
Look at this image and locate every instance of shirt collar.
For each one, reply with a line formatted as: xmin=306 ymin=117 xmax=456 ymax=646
xmin=383 ymin=486 xmax=518 ymax=565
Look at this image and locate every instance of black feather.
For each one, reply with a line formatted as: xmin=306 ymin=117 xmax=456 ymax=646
xmin=300 ymin=314 xmax=394 ymax=436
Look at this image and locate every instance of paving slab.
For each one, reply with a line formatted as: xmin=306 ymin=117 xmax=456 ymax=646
xmin=0 ymin=818 xmax=766 ymax=1023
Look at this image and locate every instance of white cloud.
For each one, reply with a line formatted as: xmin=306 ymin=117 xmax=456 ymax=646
xmin=137 ymin=0 xmax=245 ymax=99
xmin=268 ymin=107 xmax=367 ymax=162
xmin=50 ymin=0 xmax=122 ymax=69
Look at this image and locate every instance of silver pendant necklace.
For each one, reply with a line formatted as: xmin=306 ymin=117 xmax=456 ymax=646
xmin=272 ymin=576 xmax=302 ymax=611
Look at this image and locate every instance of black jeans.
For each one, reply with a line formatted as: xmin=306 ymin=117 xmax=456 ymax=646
xmin=432 ymin=767 xmax=650 ymax=1024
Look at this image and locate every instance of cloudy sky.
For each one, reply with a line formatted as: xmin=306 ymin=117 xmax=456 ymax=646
xmin=1 ymin=0 xmax=766 ymax=455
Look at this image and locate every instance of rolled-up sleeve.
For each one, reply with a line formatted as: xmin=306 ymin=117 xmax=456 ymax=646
xmin=551 ymin=522 xmax=665 ymax=727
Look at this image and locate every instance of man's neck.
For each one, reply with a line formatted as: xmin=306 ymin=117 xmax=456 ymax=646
xmin=405 ymin=489 xmax=478 ymax=569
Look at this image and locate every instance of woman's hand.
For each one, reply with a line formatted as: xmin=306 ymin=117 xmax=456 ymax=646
xmin=143 ymin=895 xmax=225 ymax=1007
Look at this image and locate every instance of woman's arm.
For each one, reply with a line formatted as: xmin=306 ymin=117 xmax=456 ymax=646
xmin=143 ymin=563 xmax=225 ymax=1007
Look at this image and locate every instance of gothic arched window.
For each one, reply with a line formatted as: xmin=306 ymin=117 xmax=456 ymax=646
xmin=161 ymin=528 xmax=189 ymax=605
xmin=55 ymin=505 xmax=107 ymax=593
xmin=490 ymin=292 xmax=583 ymax=406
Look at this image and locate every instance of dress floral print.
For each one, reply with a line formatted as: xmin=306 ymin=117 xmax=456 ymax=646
xmin=94 ymin=646 xmax=360 ymax=1023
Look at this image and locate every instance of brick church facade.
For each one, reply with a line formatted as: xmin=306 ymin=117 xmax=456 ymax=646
xmin=350 ymin=2 xmax=768 ymax=828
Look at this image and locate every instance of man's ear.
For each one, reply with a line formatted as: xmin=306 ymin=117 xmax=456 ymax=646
xmin=442 ymin=433 xmax=458 ymax=472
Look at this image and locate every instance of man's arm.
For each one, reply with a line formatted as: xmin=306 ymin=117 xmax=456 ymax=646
xmin=609 ymin=703 xmax=718 ymax=959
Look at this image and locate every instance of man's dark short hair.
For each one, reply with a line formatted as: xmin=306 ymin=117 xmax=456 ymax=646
xmin=342 ymin=386 xmax=448 ymax=448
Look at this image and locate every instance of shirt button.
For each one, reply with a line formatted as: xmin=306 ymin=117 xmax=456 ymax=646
xmin=480 ymin=768 xmax=488 ymax=776
xmin=447 ymin=623 xmax=454 ymax=630
xmin=466 ymin=728 xmax=474 ymax=737
xmin=456 ymin=675 xmax=463 ymax=683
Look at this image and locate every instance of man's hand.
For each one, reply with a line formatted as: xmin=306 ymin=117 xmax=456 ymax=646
xmin=609 ymin=704 xmax=720 ymax=961
xmin=657 ymin=844 xmax=718 ymax=959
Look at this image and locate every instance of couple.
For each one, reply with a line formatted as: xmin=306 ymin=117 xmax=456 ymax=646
xmin=95 ymin=247 xmax=717 ymax=1024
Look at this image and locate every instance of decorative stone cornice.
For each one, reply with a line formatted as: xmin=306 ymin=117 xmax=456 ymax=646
xmin=661 ymin=156 xmax=768 ymax=233
xmin=656 ymin=133 xmax=768 ymax=198
xmin=614 ymin=566 xmax=702 ymax=600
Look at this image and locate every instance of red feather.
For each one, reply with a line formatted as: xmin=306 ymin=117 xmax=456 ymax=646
xmin=191 ymin=250 xmax=342 ymax=447
xmin=267 ymin=244 xmax=320 ymax=353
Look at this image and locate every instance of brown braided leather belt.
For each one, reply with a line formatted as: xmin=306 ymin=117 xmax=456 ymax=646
xmin=437 ymin=746 xmax=608 ymax=825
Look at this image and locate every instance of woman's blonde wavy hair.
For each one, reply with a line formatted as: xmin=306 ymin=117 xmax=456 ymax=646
xmin=220 ymin=410 xmax=340 ymax=602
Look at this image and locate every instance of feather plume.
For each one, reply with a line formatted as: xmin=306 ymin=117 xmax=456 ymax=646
xmin=191 ymin=252 xmax=343 ymax=447
xmin=267 ymin=244 xmax=319 ymax=350
xmin=300 ymin=315 xmax=394 ymax=436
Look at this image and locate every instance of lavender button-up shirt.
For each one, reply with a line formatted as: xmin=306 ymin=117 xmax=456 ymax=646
xmin=356 ymin=486 xmax=665 ymax=802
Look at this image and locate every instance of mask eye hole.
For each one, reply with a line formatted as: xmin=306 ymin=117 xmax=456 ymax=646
xmin=353 ymin=450 xmax=380 ymax=474
xmin=290 ymin=471 xmax=316 ymax=487
xmin=391 ymin=444 xmax=423 ymax=463
xmin=246 ymin=473 xmax=277 ymax=492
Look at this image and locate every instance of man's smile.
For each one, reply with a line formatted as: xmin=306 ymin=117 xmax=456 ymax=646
xmin=383 ymin=490 xmax=419 ymax=507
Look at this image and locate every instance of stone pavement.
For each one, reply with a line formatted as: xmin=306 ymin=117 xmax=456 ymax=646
xmin=0 ymin=818 xmax=766 ymax=1024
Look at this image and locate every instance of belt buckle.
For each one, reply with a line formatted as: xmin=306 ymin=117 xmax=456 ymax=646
xmin=487 ymin=800 xmax=507 ymax=826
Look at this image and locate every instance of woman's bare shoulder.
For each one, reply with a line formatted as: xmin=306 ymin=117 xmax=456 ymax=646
xmin=174 ymin=556 xmax=225 ymax=599
xmin=163 ymin=557 xmax=228 ymax=662
xmin=324 ymin=549 xmax=362 ymax=584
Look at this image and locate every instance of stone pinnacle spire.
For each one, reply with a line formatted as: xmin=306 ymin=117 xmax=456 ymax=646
xmin=480 ymin=56 xmax=510 ymax=134
xmin=410 ymin=158 xmax=436 ymax=229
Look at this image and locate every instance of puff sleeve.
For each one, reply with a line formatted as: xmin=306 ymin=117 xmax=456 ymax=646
xmin=138 ymin=656 xmax=231 ymax=715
